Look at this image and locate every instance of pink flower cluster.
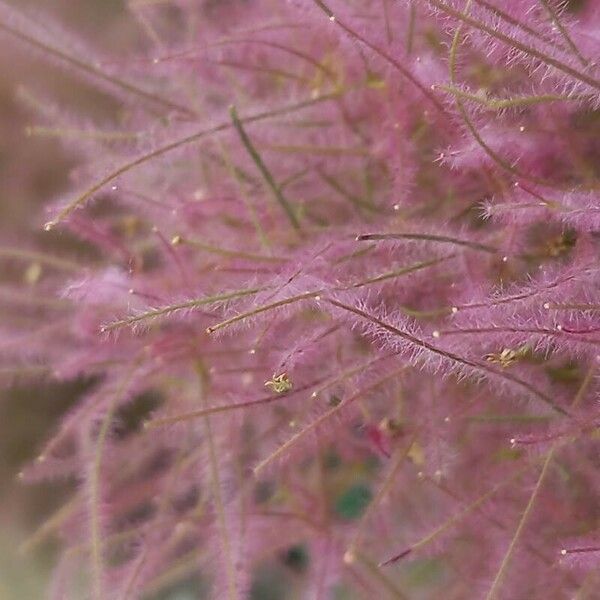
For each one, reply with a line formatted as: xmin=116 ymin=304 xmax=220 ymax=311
xmin=2 ymin=0 xmax=599 ymax=598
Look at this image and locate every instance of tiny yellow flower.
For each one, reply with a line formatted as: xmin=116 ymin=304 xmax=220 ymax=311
xmin=264 ymin=372 xmax=293 ymax=394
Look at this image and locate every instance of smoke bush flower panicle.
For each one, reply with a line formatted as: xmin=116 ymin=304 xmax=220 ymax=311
xmin=2 ymin=0 xmax=600 ymax=598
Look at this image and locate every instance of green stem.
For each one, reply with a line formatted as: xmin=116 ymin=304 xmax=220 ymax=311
xmin=484 ymin=449 xmax=555 ymax=600
xmin=229 ymin=105 xmax=301 ymax=231
xmin=436 ymin=84 xmax=583 ymax=109
xmin=357 ymin=232 xmax=498 ymax=253
xmin=102 ymin=286 xmax=267 ymax=332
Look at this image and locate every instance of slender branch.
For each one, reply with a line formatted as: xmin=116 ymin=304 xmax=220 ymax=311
xmin=310 ymin=0 xmax=448 ymax=114
xmin=229 ymin=105 xmax=301 ymax=231
xmin=160 ymin=38 xmax=337 ymax=80
xmin=327 ymin=299 xmax=570 ymax=416
xmin=380 ymin=463 xmax=531 ymax=566
xmin=44 ymin=92 xmax=340 ymax=229
xmin=89 ymin=366 xmax=140 ymax=600
xmin=485 ymin=360 xmax=593 ymax=598
xmin=348 ymin=436 xmax=417 ymax=554
xmin=435 ymin=84 xmax=584 ymax=109
xmin=172 ymin=236 xmax=286 ymax=263
xmin=145 ymin=378 xmax=324 ymax=427
xmin=0 ymin=19 xmax=194 ymax=117
xmin=196 ymin=364 xmax=238 ymax=600
xmin=474 ymin=0 xmax=561 ymax=48
xmin=357 ymin=232 xmax=498 ymax=254
xmin=537 ymin=0 xmax=588 ymax=67
xmin=205 ymin=257 xmax=451 ymax=334
xmin=145 ymin=355 xmax=398 ymax=428
xmin=354 ymin=551 xmax=410 ymax=599
xmin=102 ymin=286 xmax=267 ymax=332
xmin=206 ymin=291 xmax=318 ymax=335
xmin=445 ymin=0 xmax=554 ymax=186
xmin=0 ymin=246 xmax=83 ymax=272
xmin=484 ymin=448 xmax=555 ymax=600
xmin=253 ymin=368 xmax=406 ymax=475
xmin=429 ymin=0 xmax=600 ymax=91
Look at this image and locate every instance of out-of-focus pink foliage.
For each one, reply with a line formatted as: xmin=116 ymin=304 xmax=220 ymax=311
xmin=1 ymin=0 xmax=600 ymax=598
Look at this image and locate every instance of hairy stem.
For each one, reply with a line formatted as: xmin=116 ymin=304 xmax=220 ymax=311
xmin=102 ymin=286 xmax=268 ymax=332
xmin=311 ymin=0 xmax=448 ymax=114
xmin=430 ymin=0 xmax=600 ymax=91
xmin=45 ymin=92 xmax=341 ymax=229
xmin=327 ymin=299 xmax=569 ymax=416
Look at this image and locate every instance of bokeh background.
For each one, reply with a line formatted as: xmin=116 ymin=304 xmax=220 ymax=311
xmin=0 ymin=2 xmax=144 ymax=597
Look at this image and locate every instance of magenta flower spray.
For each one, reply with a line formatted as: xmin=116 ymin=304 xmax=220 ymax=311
xmin=2 ymin=0 xmax=600 ymax=598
